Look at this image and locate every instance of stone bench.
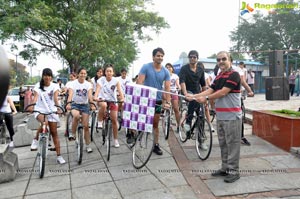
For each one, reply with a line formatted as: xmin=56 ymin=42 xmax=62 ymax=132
xmin=13 ymin=124 xmax=34 ymax=147
xmin=0 ymin=144 xmax=19 ymax=183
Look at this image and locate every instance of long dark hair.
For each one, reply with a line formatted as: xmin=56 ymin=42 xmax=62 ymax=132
xmin=39 ymin=68 xmax=53 ymax=91
xmin=94 ymin=67 xmax=103 ymax=83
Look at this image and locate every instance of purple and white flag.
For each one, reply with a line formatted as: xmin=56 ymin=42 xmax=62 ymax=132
xmin=122 ymin=83 xmax=157 ymax=133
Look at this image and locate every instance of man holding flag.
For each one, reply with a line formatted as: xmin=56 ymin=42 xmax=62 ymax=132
xmin=136 ymin=47 xmax=171 ymax=155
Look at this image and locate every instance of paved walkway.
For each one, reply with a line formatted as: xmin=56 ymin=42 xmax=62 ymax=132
xmin=1 ymin=93 xmax=300 ymax=199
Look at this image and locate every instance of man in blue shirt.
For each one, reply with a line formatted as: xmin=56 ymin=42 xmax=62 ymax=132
xmin=136 ymin=47 xmax=171 ymax=155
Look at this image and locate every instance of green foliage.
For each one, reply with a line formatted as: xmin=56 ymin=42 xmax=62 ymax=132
xmin=230 ymin=0 xmax=300 ymax=61
xmin=0 ymin=0 xmax=169 ymax=73
xmin=8 ymin=59 xmax=29 ymax=87
xmin=273 ymin=109 xmax=300 ymax=117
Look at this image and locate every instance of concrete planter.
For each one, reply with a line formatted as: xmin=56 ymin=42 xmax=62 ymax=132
xmin=253 ymin=110 xmax=300 ymax=151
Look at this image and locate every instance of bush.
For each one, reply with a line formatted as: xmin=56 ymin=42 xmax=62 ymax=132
xmin=273 ymin=109 xmax=300 ymax=117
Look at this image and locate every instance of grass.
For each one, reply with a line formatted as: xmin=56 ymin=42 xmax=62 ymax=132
xmin=273 ymin=109 xmax=300 ymax=117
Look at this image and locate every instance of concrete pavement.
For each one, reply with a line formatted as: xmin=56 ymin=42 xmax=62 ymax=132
xmin=1 ymin=94 xmax=300 ymax=199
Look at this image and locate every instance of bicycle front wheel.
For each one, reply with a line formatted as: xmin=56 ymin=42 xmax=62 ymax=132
xmin=90 ymin=111 xmax=96 ymax=142
xmin=195 ymin=118 xmax=212 ymax=160
xmin=161 ymin=109 xmax=171 ymax=140
xmin=77 ymin=127 xmax=83 ymax=165
xmin=66 ymin=112 xmax=73 ymax=138
xmin=38 ymin=137 xmax=47 ymax=178
xmin=132 ymin=131 xmax=154 ymax=169
xmin=106 ymin=120 xmax=112 ymax=161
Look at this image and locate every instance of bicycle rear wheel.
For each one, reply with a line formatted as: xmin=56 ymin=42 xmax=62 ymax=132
xmin=195 ymin=118 xmax=212 ymax=160
xmin=106 ymin=120 xmax=112 ymax=161
xmin=66 ymin=112 xmax=73 ymax=138
xmin=132 ymin=131 xmax=154 ymax=169
xmin=179 ymin=108 xmax=188 ymax=142
xmin=90 ymin=111 xmax=96 ymax=142
xmin=76 ymin=127 xmax=83 ymax=164
xmin=38 ymin=137 xmax=47 ymax=178
xmin=161 ymin=109 xmax=171 ymax=140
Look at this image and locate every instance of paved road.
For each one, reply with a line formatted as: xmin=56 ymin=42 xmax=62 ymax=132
xmin=1 ymin=94 xmax=300 ymax=199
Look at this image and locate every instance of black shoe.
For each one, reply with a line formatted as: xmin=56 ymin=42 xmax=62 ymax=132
xmin=153 ymin=144 xmax=163 ymax=155
xmin=211 ymin=169 xmax=228 ymax=177
xmin=176 ymin=127 xmax=179 ymax=134
xmin=224 ymin=173 xmax=240 ymax=183
xmin=126 ymin=132 xmax=134 ymax=144
xmin=241 ymin=137 xmax=251 ymax=146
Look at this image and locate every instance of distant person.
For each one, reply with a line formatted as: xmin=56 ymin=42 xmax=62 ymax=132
xmin=247 ymin=69 xmax=255 ymax=95
xmin=238 ymin=62 xmax=248 ymax=98
xmin=289 ymin=71 xmax=296 ymax=96
xmin=19 ymin=86 xmax=25 ymax=111
xmin=24 ymin=86 xmax=32 ymax=109
xmin=187 ymin=51 xmax=242 ymax=183
xmin=91 ymin=67 xmax=103 ymax=95
xmin=0 ymin=95 xmax=17 ymax=147
xmin=166 ymin=63 xmax=181 ymax=133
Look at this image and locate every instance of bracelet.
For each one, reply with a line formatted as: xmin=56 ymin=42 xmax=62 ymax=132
xmin=206 ymin=96 xmax=209 ymax=101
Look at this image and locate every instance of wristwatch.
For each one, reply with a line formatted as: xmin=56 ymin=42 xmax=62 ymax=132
xmin=206 ymin=96 xmax=209 ymax=101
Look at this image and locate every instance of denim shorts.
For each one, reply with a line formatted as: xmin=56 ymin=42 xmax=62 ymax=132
xmin=71 ymin=103 xmax=89 ymax=114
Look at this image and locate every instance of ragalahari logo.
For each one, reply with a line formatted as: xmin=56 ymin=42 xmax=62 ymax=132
xmin=240 ymin=2 xmax=254 ymax=15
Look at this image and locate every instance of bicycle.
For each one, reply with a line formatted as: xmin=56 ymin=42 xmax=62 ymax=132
xmin=95 ymin=99 xmax=122 ymax=161
xmin=89 ymin=102 xmax=98 ymax=142
xmin=24 ymin=103 xmax=64 ymax=178
xmin=178 ymin=99 xmax=213 ymax=160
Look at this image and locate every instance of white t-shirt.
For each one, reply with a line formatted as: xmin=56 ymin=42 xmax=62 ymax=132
xmin=0 ymin=96 xmax=11 ymax=113
xmin=91 ymin=77 xmax=98 ymax=92
xmin=34 ymin=82 xmax=59 ymax=113
xmin=118 ymin=76 xmax=132 ymax=94
xmin=97 ymin=76 xmax=119 ymax=101
xmin=70 ymin=79 xmax=92 ymax=104
xmin=170 ymin=73 xmax=179 ymax=92
xmin=65 ymin=80 xmax=74 ymax=89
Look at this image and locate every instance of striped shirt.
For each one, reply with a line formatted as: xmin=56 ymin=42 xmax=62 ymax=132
xmin=211 ymin=68 xmax=242 ymax=120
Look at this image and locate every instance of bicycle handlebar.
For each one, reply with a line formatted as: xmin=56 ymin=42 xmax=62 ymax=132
xmin=24 ymin=103 xmax=65 ymax=115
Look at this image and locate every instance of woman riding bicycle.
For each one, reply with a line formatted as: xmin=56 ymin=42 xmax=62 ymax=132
xmin=29 ymin=68 xmax=66 ymax=164
xmin=66 ymin=68 xmax=95 ymax=153
xmin=93 ymin=64 xmax=124 ymax=148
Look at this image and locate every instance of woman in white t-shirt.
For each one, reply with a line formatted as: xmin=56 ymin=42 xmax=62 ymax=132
xmin=66 ymin=68 xmax=94 ymax=153
xmin=28 ymin=68 xmax=66 ymax=164
xmin=94 ymin=64 xmax=124 ymax=148
xmin=165 ymin=63 xmax=181 ymax=132
xmin=91 ymin=67 xmax=103 ymax=95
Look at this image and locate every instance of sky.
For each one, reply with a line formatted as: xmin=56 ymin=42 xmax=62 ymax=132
xmin=3 ymin=0 xmax=278 ymax=77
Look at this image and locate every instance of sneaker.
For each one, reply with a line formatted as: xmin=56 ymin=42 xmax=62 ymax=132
xmin=57 ymin=156 xmax=66 ymax=164
xmin=184 ymin=123 xmax=191 ymax=132
xmin=114 ymin=139 xmax=120 ymax=148
xmin=199 ymin=143 xmax=208 ymax=151
xmin=97 ymin=121 xmax=103 ymax=129
xmin=224 ymin=173 xmax=240 ymax=183
xmin=68 ymin=134 xmax=75 ymax=141
xmin=9 ymin=141 xmax=14 ymax=147
xmin=30 ymin=139 xmax=38 ymax=151
xmin=241 ymin=137 xmax=251 ymax=146
xmin=211 ymin=169 xmax=228 ymax=177
xmin=153 ymin=143 xmax=163 ymax=155
xmin=86 ymin=145 xmax=93 ymax=153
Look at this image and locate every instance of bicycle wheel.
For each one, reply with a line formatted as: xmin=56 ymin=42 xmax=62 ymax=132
xmin=161 ymin=109 xmax=171 ymax=140
xmin=117 ymin=116 xmax=122 ymax=131
xmin=90 ymin=111 xmax=96 ymax=142
xmin=179 ymin=108 xmax=188 ymax=143
xmin=76 ymin=127 xmax=83 ymax=165
xmin=66 ymin=112 xmax=73 ymax=138
xmin=195 ymin=118 xmax=212 ymax=160
xmin=106 ymin=120 xmax=112 ymax=161
xmin=38 ymin=137 xmax=47 ymax=178
xmin=132 ymin=131 xmax=154 ymax=169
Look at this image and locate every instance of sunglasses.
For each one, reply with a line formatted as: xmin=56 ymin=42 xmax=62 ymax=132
xmin=189 ymin=56 xmax=197 ymax=59
xmin=216 ymin=57 xmax=227 ymax=62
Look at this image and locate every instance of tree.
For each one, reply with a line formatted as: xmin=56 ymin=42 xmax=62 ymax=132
xmin=8 ymin=59 xmax=29 ymax=86
xmin=0 ymin=0 xmax=169 ymax=73
xmin=230 ymin=0 xmax=300 ymax=61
